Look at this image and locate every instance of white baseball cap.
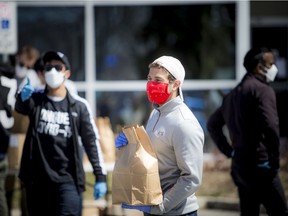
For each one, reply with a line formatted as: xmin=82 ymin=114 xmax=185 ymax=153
xmin=151 ymin=56 xmax=185 ymax=101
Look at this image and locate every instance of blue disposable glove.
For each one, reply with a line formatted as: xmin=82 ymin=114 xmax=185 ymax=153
xmin=258 ymin=161 xmax=271 ymax=169
xmin=94 ymin=182 xmax=107 ymax=199
xmin=115 ymin=132 xmax=128 ymax=149
xmin=20 ymin=78 xmax=34 ymax=102
xmin=122 ymin=203 xmax=151 ymax=213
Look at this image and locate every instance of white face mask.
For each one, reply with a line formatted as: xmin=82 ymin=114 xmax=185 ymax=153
xmin=15 ymin=64 xmax=29 ymax=78
xmin=261 ymin=64 xmax=278 ymax=82
xmin=44 ymin=68 xmax=65 ymax=89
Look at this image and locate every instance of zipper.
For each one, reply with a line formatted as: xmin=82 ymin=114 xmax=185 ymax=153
xmin=152 ymin=111 xmax=161 ymax=131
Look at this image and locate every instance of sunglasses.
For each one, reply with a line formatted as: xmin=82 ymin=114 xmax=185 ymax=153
xmin=18 ymin=62 xmax=33 ymax=69
xmin=44 ymin=64 xmax=64 ymax=72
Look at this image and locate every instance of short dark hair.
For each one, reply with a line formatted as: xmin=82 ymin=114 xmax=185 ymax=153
xmin=33 ymin=57 xmax=44 ymax=73
xmin=243 ymin=47 xmax=272 ymax=73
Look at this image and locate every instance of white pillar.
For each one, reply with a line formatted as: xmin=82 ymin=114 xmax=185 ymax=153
xmin=236 ymin=0 xmax=250 ymax=82
xmin=85 ymin=1 xmax=96 ymax=115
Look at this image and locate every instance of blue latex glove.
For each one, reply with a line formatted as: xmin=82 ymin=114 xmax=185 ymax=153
xmin=94 ymin=182 xmax=107 ymax=199
xmin=20 ymin=78 xmax=34 ymax=102
xmin=258 ymin=161 xmax=271 ymax=169
xmin=115 ymin=132 xmax=128 ymax=149
xmin=122 ymin=203 xmax=151 ymax=213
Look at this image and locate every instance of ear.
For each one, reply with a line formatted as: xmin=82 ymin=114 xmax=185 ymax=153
xmin=65 ymin=70 xmax=71 ymax=79
xmin=172 ymin=80 xmax=181 ymax=91
xmin=255 ymin=63 xmax=264 ymax=74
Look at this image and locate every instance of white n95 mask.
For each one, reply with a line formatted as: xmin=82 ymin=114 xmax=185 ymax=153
xmin=15 ymin=64 xmax=29 ymax=78
xmin=261 ymin=64 xmax=278 ymax=82
xmin=44 ymin=68 xmax=65 ymax=89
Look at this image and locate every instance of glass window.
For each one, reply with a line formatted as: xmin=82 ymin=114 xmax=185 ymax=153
xmin=94 ymin=4 xmax=236 ymax=81
xmin=96 ymin=91 xmax=151 ymax=130
xmin=96 ymin=89 xmax=231 ymax=152
xmin=17 ymin=6 xmax=85 ymax=81
xmin=252 ymin=26 xmax=288 ymax=81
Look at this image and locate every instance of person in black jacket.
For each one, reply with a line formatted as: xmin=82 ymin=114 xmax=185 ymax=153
xmin=0 ymin=63 xmax=17 ymax=216
xmin=15 ymin=51 xmax=107 ymax=216
xmin=207 ymin=47 xmax=288 ymax=216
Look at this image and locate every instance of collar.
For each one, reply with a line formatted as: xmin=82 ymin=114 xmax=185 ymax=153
xmin=245 ymin=73 xmax=268 ymax=85
xmin=45 ymin=87 xmax=76 ymax=106
xmin=65 ymin=89 xmax=77 ymax=106
xmin=254 ymin=73 xmax=267 ymax=83
xmin=154 ymin=96 xmax=182 ymax=113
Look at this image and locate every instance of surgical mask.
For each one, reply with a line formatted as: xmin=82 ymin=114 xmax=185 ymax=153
xmin=261 ymin=64 xmax=278 ymax=82
xmin=44 ymin=68 xmax=65 ymax=89
xmin=15 ymin=64 xmax=29 ymax=78
xmin=146 ymin=81 xmax=172 ymax=104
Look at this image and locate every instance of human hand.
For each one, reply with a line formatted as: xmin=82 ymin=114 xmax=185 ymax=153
xmin=94 ymin=182 xmax=107 ymax=199
xmin=115 ymin=132 xmax=128 ymax=149
xmin=231 ymin=150 xmax=235 ymax=158
xmin=122 ymin=203 xmax=151 ymax=213
xmin=20 ymin=78 xmax=34 ymax=102
xmin=258 ymin=161 xmax=271 ymax=169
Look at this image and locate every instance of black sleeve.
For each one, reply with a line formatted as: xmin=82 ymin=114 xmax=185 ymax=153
xmin=79 ymin=102 xmax=107 ymax=182
xmin=258 ymin=87 xmax=280 ymax=170
xmin=0 ymin=123 xmax=10 ymax=155
xmin=207 ymin=107 xmax=234 ymax=158
xmin=0 ymin=75 xmax=16 ymax=154
xmin=15 ymin=91 xmax=36 ymax=116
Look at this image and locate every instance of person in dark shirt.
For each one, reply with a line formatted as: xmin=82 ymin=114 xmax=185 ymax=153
xmin=0 ymin=64 xmax=17 ymax=216
xmin=15 ymin=51 xmax=107 ymax=216
xmin=207 ymin=47 xmax=288 ymax=216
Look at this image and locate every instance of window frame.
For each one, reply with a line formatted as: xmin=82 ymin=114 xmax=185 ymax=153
xmin=16 ymin=0 xmax=250 ymax=115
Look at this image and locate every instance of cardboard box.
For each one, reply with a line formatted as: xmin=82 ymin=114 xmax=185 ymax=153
xmin=95 ymin=117 xmax=116 ymax=163
xmin=8 ymin=133 xmax=26 ymax=171
xmin=82 ymin=199 xmax=107 ymax=216
xmin=11 ymin=111 xmax=29 ymax=134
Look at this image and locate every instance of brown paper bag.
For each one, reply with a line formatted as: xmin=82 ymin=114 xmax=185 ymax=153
xmin=8 ymin=133 xmax=26 ymax=171
xmin=11 ymin=111 xmax=29 ymax=133
xmin=112 ymin=125 xmax=163 ymax=205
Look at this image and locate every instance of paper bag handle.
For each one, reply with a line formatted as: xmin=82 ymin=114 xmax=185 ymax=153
xmin=123 ymin=125 xmax=156 ymax=158
xmin=135 ymin=126 xmax=156 ymax=157
xmin=123 ymin=126 xmax=140 ymax=145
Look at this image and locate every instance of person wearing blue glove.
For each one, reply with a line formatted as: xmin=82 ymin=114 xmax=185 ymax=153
xmin=20 ymin=78 xmax=34 ymax=102
xmin=207 ymin=47 xmax=288 ymax=216
xmin=115 ymin=56 xmax=204 ymax=216
xmin=15 ymin=51 xmax=107 ymax=216
xmin=94 ymin=182 xmax=107 ymax=199
xmin=0 ymin=66 xmax=17 ymax=216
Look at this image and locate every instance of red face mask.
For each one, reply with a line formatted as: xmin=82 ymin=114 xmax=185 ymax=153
xmin=146 ymin=81 xmax=172 ymax=104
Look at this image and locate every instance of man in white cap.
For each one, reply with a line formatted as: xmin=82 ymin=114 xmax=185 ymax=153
xmin=115 ymin=56 xmax=204 ymax=215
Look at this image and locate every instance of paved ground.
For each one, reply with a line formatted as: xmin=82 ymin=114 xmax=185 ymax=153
xmin=199 ymin=209 xmax=242 ymax=216
xmin=10 ymin=196 xmax=267 ymax=216
xmin=12 ymin=208 xmax=265 ymax=216
xmin=199 ymin=209 xmax=266 ymax=216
